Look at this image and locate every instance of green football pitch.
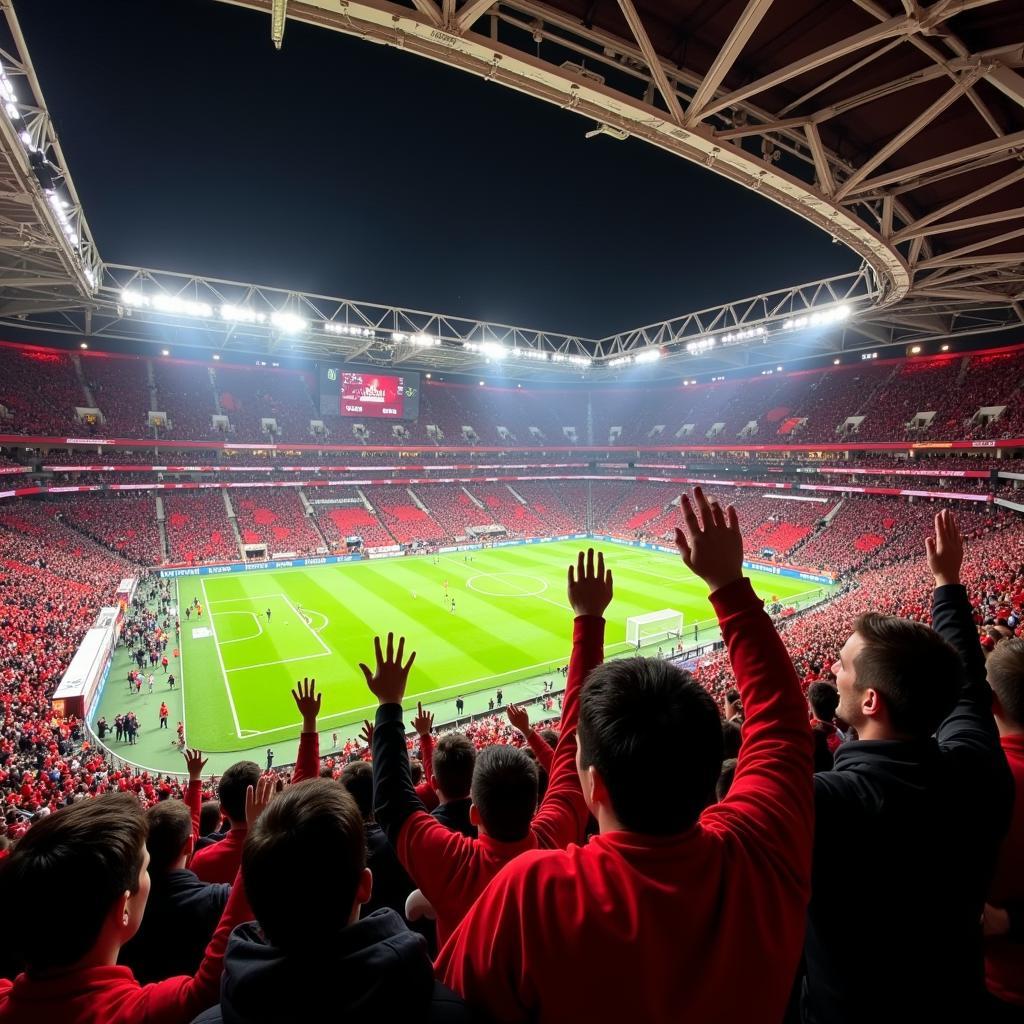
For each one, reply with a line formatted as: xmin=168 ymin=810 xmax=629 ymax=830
xmin=168 ymin=541 xmax=830 ymax=754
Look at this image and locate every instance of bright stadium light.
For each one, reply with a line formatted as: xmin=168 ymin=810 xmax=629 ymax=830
xmin=220 ymin=304 xmax=266 ymax=324
xmin=410 ymin=333 xmax=440 ymax=347
xmin=161 ymin=349 xmax=170 ymax=356
xmin=635 ymin=349 xmax=661 ymax=364
xmin=79 ymin=342 xmax=87 ymax=349
xmin=686 ymin=337 xmax=715 ymax=355
xmin=391 ymin=332 xmax=407 ymax=342
xmin=152 ymin=293 xmax=213 ymax=318
xmin=213 ymin=353 xmax=221 ymax=360
xmin=270 ymin=310 xmax=307 ymax=334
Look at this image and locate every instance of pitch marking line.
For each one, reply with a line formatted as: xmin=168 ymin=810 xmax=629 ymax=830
xmin=199 ymin=576 xmax=244 ymax=738
xmin=226 ymin=652 xmax=332 ymax=673
xmin=217 ymin=610 xmax=264 ymax=644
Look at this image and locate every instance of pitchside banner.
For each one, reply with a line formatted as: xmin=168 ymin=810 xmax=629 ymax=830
xmin=319 ymin=364 xmax=421 ymax=420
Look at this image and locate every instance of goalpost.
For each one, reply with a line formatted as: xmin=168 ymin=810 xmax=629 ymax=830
xmin=626 ymin=609 xmax=685 ymax=649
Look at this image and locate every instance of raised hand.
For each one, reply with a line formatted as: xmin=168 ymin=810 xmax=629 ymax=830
xmin=567 ymin=549 xmax=613 ymax=617
xmin=411 ymin=701 xmax=434 ymax=737
xmin=291 ymin=677 xmax=321 ymax=732
xmin=506 ymin=702 xmax=531 ymax=736
xmin=182 ymin=747 xmax=208 ymax=782
xmin=674 ymin=486 xmax=744 ymax=594
xmin=245 ymin=773 xmax=276 ymax=827
xmin=925 ymin=508 xmax=963 ymax=588
xmin=360 ymin=633 xmax=417 ymax=705
xmin=359 ymin=720 xmax=374 ymax=747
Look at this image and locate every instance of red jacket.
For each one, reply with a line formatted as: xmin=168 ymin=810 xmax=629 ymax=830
xmin=436 ymin=579 xmax=814 ymax=1024
xmin=376 ymin=615 xmax=602 ymax=947
xmin=986 ymin=732 xmax=1024 ymax=1006
xmin=0 ymin=872 xmax=251 ymax=1024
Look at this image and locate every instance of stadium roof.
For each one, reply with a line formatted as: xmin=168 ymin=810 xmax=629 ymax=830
xmin=0 ymin=0 xmax=1022 ymax=380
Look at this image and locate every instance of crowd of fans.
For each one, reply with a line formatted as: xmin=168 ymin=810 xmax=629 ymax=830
xmin=0 ymin=489 xmax=1022 ymax=1024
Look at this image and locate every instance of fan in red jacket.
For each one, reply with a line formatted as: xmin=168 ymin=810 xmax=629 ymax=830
xmin=0 ymin=778 xmax=274 ymax=1024
xmin=367 ymin=549 xmax=609 ymax=948
xmin=436 ymin=488 xmax=815 ymax=1024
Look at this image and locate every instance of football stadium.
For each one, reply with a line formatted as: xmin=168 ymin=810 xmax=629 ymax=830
xmin=0 ymin=0 xmax=1023 ymax=1021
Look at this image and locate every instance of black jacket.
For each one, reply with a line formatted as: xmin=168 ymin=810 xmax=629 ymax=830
xmin=191 ymin=909 xmax=471 ymax=1024
xmin=120 ymin=868 xmax=231 ymax=983
xmin=801 ymin=583 xmax=1014 ymax=1024
xmin=365 ymin=821 xmax=415 ymax=918
xmin=430 ymin=797 xmax=477 ymax=839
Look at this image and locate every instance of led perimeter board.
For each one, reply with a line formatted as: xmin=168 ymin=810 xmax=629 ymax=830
xmin=319 ymin=365 xmax=421 ymax=420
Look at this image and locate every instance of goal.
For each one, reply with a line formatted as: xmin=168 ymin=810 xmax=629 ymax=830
xmin=626 ymin=609 xmax=685 ymax=649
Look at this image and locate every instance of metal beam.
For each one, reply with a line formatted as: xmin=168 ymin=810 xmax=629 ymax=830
xmin=895 ymin=208 xmax=1024 ymax=242
xmin=892 ymin=167 xmax=1024 ymax=240
xmin=915 ymin=227 xmax=1024 ymax=269
xmin=698 ymin=16 xmax=914 ymax=121
xmin=805 ymin=122 xmax=835 ymax=195
xmin=985 ymin=62 xmax=1024 ymax=111
xmin=848 ymin=129 xmax=1024 ymax=195
xmin=456 ymin=0 xmax=496 ymax=33
xmin=684 ymin=0 xmax=775 ymax=124
xmin=614 ymin=0 xmax=685 ymax=123
xmin=410 ymin=0 xmax=443 ymax=26
xmin=835 ymin=71 xmax=983 ymax=200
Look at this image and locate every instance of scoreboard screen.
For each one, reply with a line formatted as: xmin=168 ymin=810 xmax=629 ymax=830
xmin=320 ymin=366 xmax=420 ymax=420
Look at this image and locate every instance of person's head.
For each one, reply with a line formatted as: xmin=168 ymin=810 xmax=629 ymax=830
xmin=199 ymin=800 xmax=223 ymax=837
xmin=0 ymin=794 xmax=149 ymax=972
xmin=831 ymin=613 xmax=961 ymax=739
xmin=537 ymin=728 xmax=559 ymax=748
xmin=721 ymin=719 xmax=742 ymax=760
xmin=432 ymin=733 xmax=475 ymax=800
xmin=807 ymin=681 xmax=840 ymax=723
xmin=410 ymin=758 xmax=424 ymax=785
xmin=243 ymin=779 xmax=370 ymax=950
xmin=716 ymin=758 xmax=738 ymax=801
xmin=469 ymin=745 xmax=539 ymax=842
xmin=986 ymin=637 xmax=1024 ymax=732
xmin=577 ymin=657 xmax=723 ymax=835
xmin=146 ymin=800 xmax=193 ymax=875
xmin=339 ymin=760 xmax=373 ymax=821
xmin=218 ymin=760 xmax=261 ymax=825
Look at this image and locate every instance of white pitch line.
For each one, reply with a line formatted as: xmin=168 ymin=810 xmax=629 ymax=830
xmin=176 ymin=578 xmax=188 ymax=747
xmin=279 ymin=592 xmax=332 ymax=654
xmin=199 ymin=576 xmax=244 ymax=737
xmin=217 ymin=610 xmax=265 ymax=644
xmin=438 ymin=554 xmax=564 ymax=609
xmin=226 ymin=651 xmax=332 ymax=673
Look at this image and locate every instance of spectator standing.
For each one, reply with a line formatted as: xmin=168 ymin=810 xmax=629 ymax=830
xmin=800 ymin=511 xmax=1014 ymax=1024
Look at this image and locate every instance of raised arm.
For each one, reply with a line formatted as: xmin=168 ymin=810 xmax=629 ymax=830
xmin=134 ymin=776 xmax=273 ymax=1021
xmin=182 ymin=748 xmax=208 ymax=847
xmin=678 ymin=489 xmax=813 ymax=867
xmin=530 ymin=549 xmax=609 ymax=849
xmin=365 ymin=636 xmax=475 ymax=907
xmin=927 ymin=511 xmax=1002 ymax=756
xmin=506 ymin=703 xmax=554 ymax=774
xmin=289 ymin=677 xmax=322 ymax=783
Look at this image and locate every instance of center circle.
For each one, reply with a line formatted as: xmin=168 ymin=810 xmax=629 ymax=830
xmin=466 ymin=572 xmax=548 ymax=598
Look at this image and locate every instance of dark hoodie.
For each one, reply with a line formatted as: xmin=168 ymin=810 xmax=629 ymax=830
xmin=190 ymin=909 xmax=470 ymax=1024
xmin=801 ymin=583 xmax=1014 ymax=1024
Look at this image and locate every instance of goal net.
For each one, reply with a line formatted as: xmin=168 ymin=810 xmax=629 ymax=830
xmin=626 ymin=609 xmax=685 ymax=649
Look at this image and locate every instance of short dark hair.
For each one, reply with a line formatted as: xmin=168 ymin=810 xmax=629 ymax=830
xmin=537 ymin=728 xmax=559 ymax=748
xmin=0 ymin=794 xmax=147 ymax=971
xmin=432 ymin=733 xmax=475 ymax=799
xmin=808 ymin=681 xmax=840 ymax=721
xmin=218 ymin=761 xmax=260 ymax=822
xmin=410 ymin=758 xmax=424 ymax=785
xmin=853 ymin=613 xmax=962 ymax=737
xmin=243 ymin=780 xmax=366 ymax=950
xmin=199 ymin=800 xmax=222 ymax=837
xmin=716 ymin=758 xmax=738 ymax=801
xmin=578 ymin=657 xmax=722 ymax=835
xmin=986 ymin=637 xmax=1024 ymax=728
xmin=721 ymin=719 xmax=742 ymax=760
xmin=471 ymin=746 xmax=538 ymax=842
xmin=340 ymin=760 xmax=373 ymax=820
xmin=146 ymin=800 xmax=192 ymax=875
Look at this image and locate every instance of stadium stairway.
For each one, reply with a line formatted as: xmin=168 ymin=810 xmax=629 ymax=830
xmin=358 ymin=487 xmax=401 ymax=545
xmin=155 ymin=496 xmax=170 ymax=561
xmin=223 ymin=490 xmax=246 ymax=559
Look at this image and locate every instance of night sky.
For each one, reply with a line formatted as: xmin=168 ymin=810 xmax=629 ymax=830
xmin=20 ymin=0 xmax=858 ymax=338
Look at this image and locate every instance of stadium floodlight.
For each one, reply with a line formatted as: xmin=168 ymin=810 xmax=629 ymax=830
xmin=151 ymin=293 xmax=213 ymax=318
xmin=220 ymin=304 xmax=266 ymax=324
xmin=391 ymin=332 xmax=407 ymax=343
xmin=608 ymin=355 xmax=632 ymax=367
xmin=270 ymin=310 xmax=307 ymax=334
xmin=120 ymin=289 xmax=148 ymax=308
xmin=686 ymin=337 xmax=715 ymax=355
xmin=634 ymin=349 xmax=661 ymax=364
xmin=410 ymin=333 xmax=440 ymax=347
